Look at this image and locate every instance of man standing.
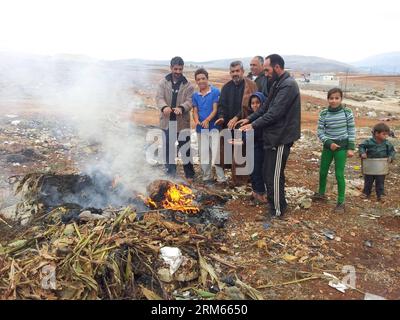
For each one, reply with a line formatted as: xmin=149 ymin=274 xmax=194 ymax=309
xmin=247 ymin=56 xmax=269 ymax=97
xmin=215 ymin=61 xmax=257 ymax=185
xmin=216 ymin=61 xmax=258 ymax=130
xmin=239 ymin=54 xmax=301 ymax=218
xmin=156 ymin=56 xmax=195 ymax=181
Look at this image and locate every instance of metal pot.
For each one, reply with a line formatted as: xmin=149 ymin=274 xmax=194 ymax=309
xmin=361 ymin=158 xmax=389 ymax=175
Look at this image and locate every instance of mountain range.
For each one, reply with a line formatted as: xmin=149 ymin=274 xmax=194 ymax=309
xmin=352 ymin=51 xmax=400 ymax=74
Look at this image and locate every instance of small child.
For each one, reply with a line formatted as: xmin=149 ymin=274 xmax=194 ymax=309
xmin=313 ymin=88 xmax=356 ymax=213
xmin=359 ymin=123 xmax=395 ymax=201
xmin=248 ymin=92 xmax=267 ymax=203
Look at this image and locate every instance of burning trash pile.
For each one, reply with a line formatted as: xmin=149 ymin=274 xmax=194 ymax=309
xmin=0 ymin=173 xmax=263 ymax=300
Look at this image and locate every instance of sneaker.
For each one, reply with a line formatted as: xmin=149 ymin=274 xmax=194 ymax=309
xmin=377 ymin=195 xmax=386 ymax=203
xmin=334 ymin=203 xmax=345 ymax=214
xmin=312 ymin=192 xmax=327 ymax=202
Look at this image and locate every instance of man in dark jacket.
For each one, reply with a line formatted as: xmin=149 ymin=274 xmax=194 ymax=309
xmin=215 ymin=61 xmax=257 ymax=185
xmin=247 ymin=56 xmax=269 ymax=97
xmin=216 ymin=61 xmax=258 ymax=130
xmin=239 ymin=54 xmax=301 ymax=217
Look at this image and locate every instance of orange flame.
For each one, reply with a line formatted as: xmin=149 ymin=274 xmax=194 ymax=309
xmin=138 ymin=194 xmax=158 ymax=209
xmin=162 ymin=184 xmax=199 ymax=214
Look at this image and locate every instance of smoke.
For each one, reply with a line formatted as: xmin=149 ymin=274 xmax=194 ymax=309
xmin=0 ymin=52 xmax=165 ymax=205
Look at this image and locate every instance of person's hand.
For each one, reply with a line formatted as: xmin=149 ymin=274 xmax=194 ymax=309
xmin=240 ymin=124 xmax=253 ymax=132
xmin=236 ymin=119 xmax=250 ymax=127
xmin=194 ymin=119 xmax=201 ymax=126
xmin=361 ymin=153 xmax=367 ymax=159
xmin=347 ymin=150 xmax=354 ymax=158
xmin=330 ymin=143 xmax=340 ymax=151
xmin=227 ymin=117 xmax=238 ymax=130
xmin=174 ymin=107 xmax=183 ymax=115
xmin=201 ymin=119 xmax=210 ymax=129
xmin=163 ymin=107 xmax=173 ymax=115
xmin=215 ymin=118 xmax=224 ymax=126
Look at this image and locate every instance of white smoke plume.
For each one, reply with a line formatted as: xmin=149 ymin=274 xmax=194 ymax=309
xmin=0 ymin=52 xmax=165 ymax=204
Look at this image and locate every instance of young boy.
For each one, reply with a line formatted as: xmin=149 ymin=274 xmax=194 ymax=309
xmin=359 ymin=123 xmax=395 ymax=201
xmin=192 ymin=68 xmax=226 ymax=183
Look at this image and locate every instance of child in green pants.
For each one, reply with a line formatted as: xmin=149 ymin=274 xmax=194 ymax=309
xmin=313 ymin=88 xmax=356 ymax=213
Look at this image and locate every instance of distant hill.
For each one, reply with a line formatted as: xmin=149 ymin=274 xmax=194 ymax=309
xmin=353 ymin=52 xmax=400 ymax=74
xmin=184 ymin=55 xmax=357 ymax=73
xmin=0 ymin=52 xmax=361 ymax=101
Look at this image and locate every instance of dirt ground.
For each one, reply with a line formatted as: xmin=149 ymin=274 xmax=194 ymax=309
xmin=1 ymin=70 xmax=399 ymax=300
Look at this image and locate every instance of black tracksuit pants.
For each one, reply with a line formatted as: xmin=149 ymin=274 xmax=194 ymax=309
xmin=363 ymin=175 xmax=386 ymax=197
xmin=263 ymin=143 xmax=292 ymax=216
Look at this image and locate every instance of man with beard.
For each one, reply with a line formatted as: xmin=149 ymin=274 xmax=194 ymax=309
xmin=216 ymin=61 xmax=258 ymax=131
xmin=247 ymin=56 xmax=269 ymax=97
xmin=215 ymin=61 xmax=257 ymax=185
xmin=156 ymin=56 xmax=195 ymax=181
xmin=238 ymin=54 xmax=301 ymax=218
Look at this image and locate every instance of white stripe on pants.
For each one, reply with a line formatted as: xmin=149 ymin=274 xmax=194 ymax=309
xmin=274 ymin=145 xmax=284 ymax=216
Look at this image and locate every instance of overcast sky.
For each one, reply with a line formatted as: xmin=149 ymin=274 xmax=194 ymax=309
xmin=0 ymin=0 xmax=398 ymax=62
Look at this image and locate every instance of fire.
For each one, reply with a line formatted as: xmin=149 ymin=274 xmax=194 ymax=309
xmin=162 ymin=184 xmax=199 ymax=214
xmin=138 ymin=194 xmax=158 ymax=209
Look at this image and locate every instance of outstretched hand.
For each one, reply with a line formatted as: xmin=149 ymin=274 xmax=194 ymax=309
xmin=240 ymin=124 xmax=253 ymax=132
xmin=215 ymin=118 xmax=224 ymax=126
xmin=227 ymin=118 xmax=238 ymax=130
xmin=236 ymin=119 xmax=250 ymax=127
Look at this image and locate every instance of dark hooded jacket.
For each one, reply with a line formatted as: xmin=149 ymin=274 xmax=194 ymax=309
xmin=248 ymin=71 xmax=301 ymax=148
xmin=358 ymin=137 xmax=396 ymax=160
xmin=248 ymin=92 xmax=266 ymax=145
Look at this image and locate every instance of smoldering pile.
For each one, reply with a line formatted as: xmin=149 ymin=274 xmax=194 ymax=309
xmin=0 ymin=173 xmax=265 ymax=300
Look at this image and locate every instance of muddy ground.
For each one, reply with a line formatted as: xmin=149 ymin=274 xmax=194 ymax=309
xmin=0 ymin=70 xmax=399 ymax=300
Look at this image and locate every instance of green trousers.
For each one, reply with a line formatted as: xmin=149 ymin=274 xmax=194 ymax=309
xmin=318 ymin=148 xmax=347 ymax=204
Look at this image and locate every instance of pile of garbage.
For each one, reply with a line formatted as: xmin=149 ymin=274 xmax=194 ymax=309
xmin=0 ymin=174 xmax=262 ymax=300
xmin=0 ymin=206 xmax=263 ymax=300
